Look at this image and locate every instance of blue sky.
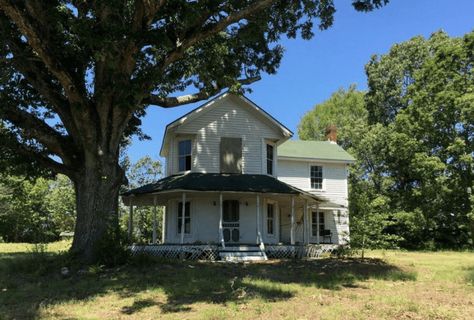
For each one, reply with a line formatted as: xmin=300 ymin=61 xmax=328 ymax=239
xmin=127 ymin=0 xmax=474 ymax=163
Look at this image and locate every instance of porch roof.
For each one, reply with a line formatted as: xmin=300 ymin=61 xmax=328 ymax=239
xmin=122 ymin=173 xmax=324 ymax=202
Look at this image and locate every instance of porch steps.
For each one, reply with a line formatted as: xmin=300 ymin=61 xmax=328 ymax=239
xmin=219 ymin=245 xmax=267 ymax=262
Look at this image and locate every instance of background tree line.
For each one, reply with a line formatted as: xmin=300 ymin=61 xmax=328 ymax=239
xmin=299 ymin=30 xmax=474 ymax=250
xmin=0 ymin=155 xmax=162 ymax=243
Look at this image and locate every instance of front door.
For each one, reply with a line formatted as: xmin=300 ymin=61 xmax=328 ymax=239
xmin=223 ymin=200 xmax=240 ymax=243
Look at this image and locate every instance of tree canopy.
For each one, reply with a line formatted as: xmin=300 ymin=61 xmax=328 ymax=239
xmin=0 ymin=0 xmax=389 ymax=263
xmin=299 ymin=30 xmax=474 ymax=249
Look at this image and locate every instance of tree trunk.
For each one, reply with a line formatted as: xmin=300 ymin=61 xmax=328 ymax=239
xmin=70 ymin=156 xmax=123 ymax=264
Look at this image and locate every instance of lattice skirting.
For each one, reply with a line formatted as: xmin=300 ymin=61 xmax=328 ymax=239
xmin=265 ymin=244 xmax=340 ymax=259
xmin=130 ymin=244 xmax=339 ymax=261
xmin=130 ymin=244 xmax=219 ymax=261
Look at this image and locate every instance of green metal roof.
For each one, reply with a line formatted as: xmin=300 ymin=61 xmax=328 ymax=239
xmin=121 ymin=173 xmax=324 ymax=202
xmin=278 ymin=140 xmax=355 ymax=162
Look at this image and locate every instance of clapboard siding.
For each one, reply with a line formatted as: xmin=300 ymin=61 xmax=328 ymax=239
xmin=277 ymin=159 xmax=349 ymax=207
xmin=166 ymin=96 xmax=282 ymax=175
xmin=164 ymin=195 xmax=280 ymax=244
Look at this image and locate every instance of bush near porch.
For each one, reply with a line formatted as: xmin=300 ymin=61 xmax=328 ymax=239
xmin=0 ymin=241 xmax=473 ymax=319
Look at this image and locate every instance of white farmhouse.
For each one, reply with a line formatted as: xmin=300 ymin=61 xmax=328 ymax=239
xmin=122 ymin=93 xmax=355 ymax=261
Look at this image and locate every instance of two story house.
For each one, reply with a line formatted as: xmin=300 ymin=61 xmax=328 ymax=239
xmin=122 ymin=93 xmax=355 ymax=260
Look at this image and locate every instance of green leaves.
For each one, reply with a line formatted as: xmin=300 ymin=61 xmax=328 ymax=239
xmin=0 ymin=174 xmax=75 ymax=242
xmin=299 ymin=30 xmax=474 ymax=249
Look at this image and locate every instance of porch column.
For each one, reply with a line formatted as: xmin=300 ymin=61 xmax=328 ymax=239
xmin=180 ymin=193 xmax=186 ymax=244
xmin=162 ymin=205 xmax=166 ymax=243
xmin=128 ymin=197 xmax=134 ymax=241
xmin=303 ymin=200 xmax=309 ymax=245
xmin=152 ymin=195 xmax=157 ymax=244
xmin=275 ymin=201 xmax=280 ymax=242
xmin=290 ymin=196 xmax=295 ymax=245
xmin=219 ymin=193 xmax=225 ymax=249
xmin=256 ymin=194 xmax=262 ymax=245
xmin=316 ymin=204 xmax=320 ymax=244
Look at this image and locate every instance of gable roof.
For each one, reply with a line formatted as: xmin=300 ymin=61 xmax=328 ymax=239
xmin=278 ymin=140 xmax=356 ymax=163
xmin=160 ymin=92 xmax=293 ymax=156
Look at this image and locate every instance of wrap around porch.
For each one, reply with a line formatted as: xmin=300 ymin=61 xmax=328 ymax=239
xmin=121 ymin=173 xmax=348 ymax=260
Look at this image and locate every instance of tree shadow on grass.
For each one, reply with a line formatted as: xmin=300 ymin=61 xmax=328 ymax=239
xmin=0 ymin=252 xmax=416 ymax=319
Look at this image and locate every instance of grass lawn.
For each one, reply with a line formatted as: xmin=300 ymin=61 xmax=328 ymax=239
xmin=0 ymin=242 xmax=473 ymax=319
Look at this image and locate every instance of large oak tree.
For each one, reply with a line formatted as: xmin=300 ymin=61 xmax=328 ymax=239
xmin=0 ymin=0 xmax=388 ymax=263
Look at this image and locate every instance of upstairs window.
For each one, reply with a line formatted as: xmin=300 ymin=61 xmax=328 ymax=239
xmin=266 ymin=144 xmax=274 ymax=175
xmin=220 ymin=138 xmax=242 ymax=174
xmin=177 ymin=202 xmax=191 ymax=234
xmin=178 ymin=140 xmax=192 ymax=172
xmin=310 ymin=165 xmax=323 ymax=189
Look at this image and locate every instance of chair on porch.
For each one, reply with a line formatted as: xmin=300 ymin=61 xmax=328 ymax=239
xmin=322 ymin=229 xmax=332 ymax=244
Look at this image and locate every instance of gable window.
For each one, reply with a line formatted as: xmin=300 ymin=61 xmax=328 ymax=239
xmin=311 ymin=211 xmax=325 ymax=237
xmin=310 ymin=165 xmax=323 ymax=189
xmin=267 ymin=203 xmax=275 ymax=235
xmin=177 ymin=202 xmax=191 ymax=234
xmin=178 ymin=140 xmax=192 ymax=172
xmin=266 ymin=144 xmax=274 ymax=175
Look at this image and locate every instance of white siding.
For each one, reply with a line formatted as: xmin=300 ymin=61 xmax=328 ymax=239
xmin=163 ymin=195 xmax=285 ymax=245
xmin=166 ymin=96 xmax=282 ymax=175
xmin=278 ymin=159 xmax=349 ymax=207
xmin=277 ymin=158 xmax=350 ymax=245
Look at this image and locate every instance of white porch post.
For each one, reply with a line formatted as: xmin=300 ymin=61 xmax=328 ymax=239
xmin=162 ymin=205 xmax=166 ymax=243
xmin=316 ymin=204 xmax=320 ymax=244
xmin=128 ymin=197 xmax=134 ymax=241
xmin=219 ymin=193 xmax=225 ymax=249
xmin=180 ymin=193 xmax=186 ymax=244
xmin=256 ymin=194 xmax=261 ymax=245
xmin=275 ymin=201 xmax=280 ymax=242
xmin=303 ymin=200 xmax=309 ymax=245
xmin=152 ymin=195 xmax=157 ymax=244
xmin=290 ymin=196 xmax=295 ymax=245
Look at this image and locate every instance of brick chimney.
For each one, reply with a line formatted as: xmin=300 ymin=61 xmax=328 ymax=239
xmin=325 ymin=125 xmax=337 ymax=144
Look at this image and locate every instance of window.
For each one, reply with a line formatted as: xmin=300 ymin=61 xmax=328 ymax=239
xmin=178 ymin=140 xmax=192 ymax=172
xmin=311 ymin=211 xmax=318 ymax=237
xmin=220 ymin=138 xmax=242 ymax=173
xmin=311 ymin=211 xmax=325 ymax=237
xmin=177 ymin=202 xmax=191 ymax=234
xmin=310 ymin=165 xmax=323 ymax=189
xmin=223 ymin=200 xmax=239 ymax=222
xmin=267 ymin=203 xmax=275 ymax=235
xmin=318 ymin=211 xmax=325 ymax=235
xmin=266 ymin=144 xmax=274 ymax=175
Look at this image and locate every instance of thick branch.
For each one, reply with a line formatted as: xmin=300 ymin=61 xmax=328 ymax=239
xmin=132 ymin=0 xmax=166 ymax=32
xmin=144 ymin=76 xmax=261 ymax=108
xmin=0 ymin=1 xmax=87 ymax=106
xmin=162 ymin=0 xmax=275 ymax=69
xmin=12 ymin=141 xmax=74 ymax=177
xmin=2 ymin=107 xmax=71 ymax=160
xmin=5 ymin=35 xmax=80 ymax=140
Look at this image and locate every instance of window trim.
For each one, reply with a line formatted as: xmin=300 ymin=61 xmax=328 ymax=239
xmin=177 ymin=201 xmax=191 ymax=235
xmin=177 ymin=139 xmax=192 ymax=173
xmin=308 ymin=164 xmax=324 ymax=190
